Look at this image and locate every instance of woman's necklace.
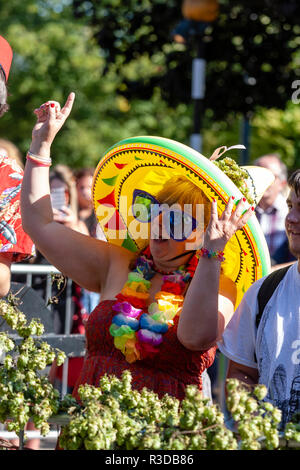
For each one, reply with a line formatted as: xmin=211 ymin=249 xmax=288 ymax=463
xmin=109 ymin=246 xmax=199 ymax=363
xmin=151 ymin=264 xmax=174 ymax=276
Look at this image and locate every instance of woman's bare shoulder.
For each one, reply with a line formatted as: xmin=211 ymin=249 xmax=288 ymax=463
xmin=105 ymin=243 xmax=135 ymax=263
xmin=102 ymin=243 xmax=137 ymax=280
xmin=100 ymin=244 xmax=136 ymax=295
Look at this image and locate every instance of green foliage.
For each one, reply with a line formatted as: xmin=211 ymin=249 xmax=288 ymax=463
xmin=0 ymin=295 xmax=66 ymax=436
xmin=72 ymin=0 xmax=300 ymax=116
xmin=0 ymin=1 xmax=105 ymax=167
xmin=202 ymin=107 xmax=300 ymax=172
xmin=0 ymin=0 xmax=192 ymax=168
xmin=284 ymin=420 xmax=300 ymax=443
xmin=0 ymin=295 xmax=299 ymax=450
xmin=0 ymin=0 xmax=299 ymax=171
xmin=59 ymin=370 xmax=237 ymax=450
xmin=58 ymin=370 xmax=299 ymax=450
xmin=213 ymin=157 xmax=254 ymax=204
xmin=251 ymin=104 xmax=300 ymax=171
xmin=71 ymin=0 xmax=300 ymax=169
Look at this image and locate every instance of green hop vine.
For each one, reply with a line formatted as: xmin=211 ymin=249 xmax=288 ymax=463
xmin=225 ymin=379 xmax=282 ymax=450
xmin=214 ymin=157 xmax=254 ymax=204
xmin=284 ymin=412 xmax=300 ymax=444
xmin=0 ymin=293 xmax=299 ymax=451
xmin=0 ymin=296 xmax=66 ymax=437
xmin=58 ymin=370 xmax=297 ymax=451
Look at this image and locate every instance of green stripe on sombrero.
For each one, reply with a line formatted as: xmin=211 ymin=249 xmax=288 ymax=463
xmin=102 ymin=175 xmax=119 ymax=186
xmin=244 ymin=217 xmax=270 ymax=277
xmin=122 ymin=234 xmax=138 ymax=252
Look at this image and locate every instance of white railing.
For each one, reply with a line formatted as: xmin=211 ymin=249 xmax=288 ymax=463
xmin=9 ymin=263 xmax=85 ymax=397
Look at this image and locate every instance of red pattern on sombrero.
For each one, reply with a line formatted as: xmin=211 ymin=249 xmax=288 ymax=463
xmin=72 ymin=300 xmax=216 ymax=402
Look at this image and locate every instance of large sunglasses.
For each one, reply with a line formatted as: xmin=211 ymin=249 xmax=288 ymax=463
xmin=131 ymin=189 xmax=198 ymax=242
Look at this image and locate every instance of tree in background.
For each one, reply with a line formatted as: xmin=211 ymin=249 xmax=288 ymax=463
xmin=73 ymin=0 xmax=299 ymax=112
xmin=72 ymin=0 xmax=300 ymax=169
xmin=0 ymin=0 xmax=299 ymax=169
xmin=0 ymin=0 xmax=192 ymax=167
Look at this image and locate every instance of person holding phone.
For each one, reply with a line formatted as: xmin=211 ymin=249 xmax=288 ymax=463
xmin=50 ymin=164 xmax=89 ymax=235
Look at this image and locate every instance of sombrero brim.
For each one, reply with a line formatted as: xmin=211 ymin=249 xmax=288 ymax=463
xmin=93 ymin=136 xmax=272 ymax=307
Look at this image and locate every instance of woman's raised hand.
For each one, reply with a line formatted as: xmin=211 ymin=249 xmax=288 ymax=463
xmin=203 ymin=196 xmax=254 ymax=251
xmin=30 ymin=92 xmax=75 ymax=156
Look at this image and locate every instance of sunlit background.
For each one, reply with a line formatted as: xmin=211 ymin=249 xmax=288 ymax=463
xmin=0 ymin=0 xmax=299 ymax=171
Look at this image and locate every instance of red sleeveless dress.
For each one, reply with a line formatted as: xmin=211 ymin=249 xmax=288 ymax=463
xmin=73 ymin=300 xmax=216 ymax=401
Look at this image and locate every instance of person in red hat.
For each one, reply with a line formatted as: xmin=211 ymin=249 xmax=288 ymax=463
xmin=0 ymin=36 xmax=34 ymax=294
xmin=0 ymin=34 xmax=37 ymax=449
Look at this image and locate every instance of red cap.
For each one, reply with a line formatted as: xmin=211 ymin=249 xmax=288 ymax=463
xmin=0 ymin=35 xmax=13 ymax=81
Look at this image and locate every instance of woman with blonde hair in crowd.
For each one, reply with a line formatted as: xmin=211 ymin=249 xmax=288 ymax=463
xmin=0 ymin=138 xmax=24 ymax=169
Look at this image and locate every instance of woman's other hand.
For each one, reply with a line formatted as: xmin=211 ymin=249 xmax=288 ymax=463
xmin=204 ymin=197 xmax=254 ymax=252
xmin=30 ymin=92 xmax=75 ymax=157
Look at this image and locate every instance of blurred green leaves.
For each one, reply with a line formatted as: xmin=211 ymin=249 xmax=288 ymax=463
xmin=0 ymin=0 xmax=191 ymax=167
xmin=0 ymin=0 xmax=299 ymax=171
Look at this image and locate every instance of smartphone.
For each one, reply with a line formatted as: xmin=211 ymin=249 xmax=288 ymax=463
xmin=50 ymin=187 xmax=67 ymax=212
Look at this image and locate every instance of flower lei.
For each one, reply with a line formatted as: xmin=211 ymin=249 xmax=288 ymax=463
xmin=109 ymin=246 xmax=199 ymax=363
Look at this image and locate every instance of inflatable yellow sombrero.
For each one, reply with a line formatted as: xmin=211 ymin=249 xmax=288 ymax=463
xmin=92 ymin=136 xmax=274 ymax=308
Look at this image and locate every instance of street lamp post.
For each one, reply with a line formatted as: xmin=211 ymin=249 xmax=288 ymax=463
xmin=240 ymin=115 xmax=251 ymax=165
xmin=190 ymin=36 xmax=206 ymax=152
xmin=173 ymin=0 xmax=219 ymax=153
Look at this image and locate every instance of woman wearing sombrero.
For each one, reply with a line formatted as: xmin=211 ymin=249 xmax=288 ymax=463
xmin=21 ymin=93 xmax=274 ymax=401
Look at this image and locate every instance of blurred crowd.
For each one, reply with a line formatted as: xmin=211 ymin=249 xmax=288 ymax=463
xmin=253 ymin=153 xmax=296 ymax=267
